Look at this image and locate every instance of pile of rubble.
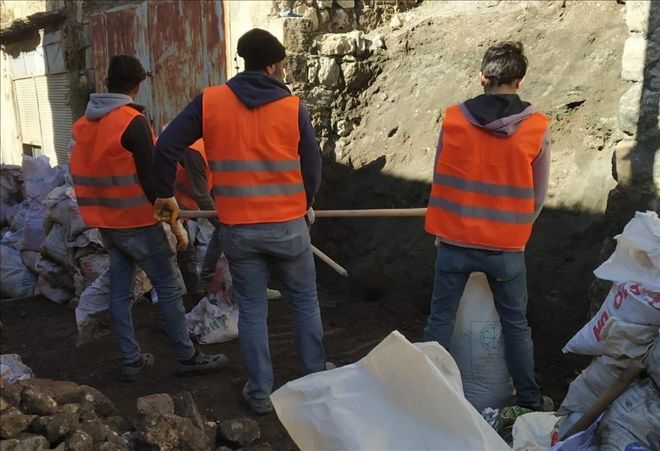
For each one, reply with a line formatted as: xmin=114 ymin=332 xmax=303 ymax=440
xmin=0 ymin=377 xmax=129 ymax=450
xmin=0 ymin=376 xmax=270 ymax=451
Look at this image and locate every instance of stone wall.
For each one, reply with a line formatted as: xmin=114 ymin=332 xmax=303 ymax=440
xmin=589 ymin=0 xmax=659 ymax=314
xmin=283 ymin=18 xmax=387 ymax=156
xmin=275 ymin=0 xmax=419 ymax=33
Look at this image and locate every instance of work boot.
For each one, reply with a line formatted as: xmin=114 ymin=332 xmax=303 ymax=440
xmin=175 ymin=351 xmax=227 ymax=377
xmin=241 ymin=384 xmax=274 ymax=415
xmin=520 ymin=395 xmax=555 ymax=412
xmin=121 ymin=353 xmax=155 ymax=383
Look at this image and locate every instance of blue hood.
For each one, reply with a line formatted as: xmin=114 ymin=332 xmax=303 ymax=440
xmin=225 ymin=71 xmax=291 ymax=109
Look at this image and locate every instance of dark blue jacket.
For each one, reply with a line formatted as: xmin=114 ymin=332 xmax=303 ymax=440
xmin=154 ymin=71 xmax=321 ymax=208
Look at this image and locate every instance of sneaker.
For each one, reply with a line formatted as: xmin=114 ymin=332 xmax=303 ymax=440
xmin=267 ymin=288 xmax=282 ymax=301
xmin=121 ymin=353 xmax=155 ymax=382
xmin=241 ymin=385 xmax=274 ymax=415
xmin=175 ymin=351 xmax=227 ymax=377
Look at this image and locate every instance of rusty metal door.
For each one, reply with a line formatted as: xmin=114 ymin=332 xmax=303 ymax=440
xmin=90 ymin=2 xmax=154 ymax=121
xmin=89 ymin=1 xmax=226 ymax=133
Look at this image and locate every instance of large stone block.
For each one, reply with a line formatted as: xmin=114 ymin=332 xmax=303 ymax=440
xmin=622 ymin=34 xmax=647 ymax=82
xmin=315 ymin=33 xmax=356 ymax=56
xmin=336 ymin=0 xmax=355 ymax=9
xmin=283 ymin=18 xmax=314 ymax=54
xmin=317 ymin=57 xmax=342 ymax=88
xmin=342 ymin=60 xmax=373 ymax=92
xmin=618 ymin=83 xmax=643 ymax=135
xmin=614 ymin=138 xmax=658 ymax=187
xmin=626 ymin=1 xmax=651 ymax=36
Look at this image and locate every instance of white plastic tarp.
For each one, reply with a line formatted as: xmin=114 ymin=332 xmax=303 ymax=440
xmin=271 ymin=331 xmax=509 ymax=451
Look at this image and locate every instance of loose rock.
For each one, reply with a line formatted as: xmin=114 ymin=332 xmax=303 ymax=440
xmin=0 ymin=406 xmax=30 ymax=439
xmin=332 ymin=8 xmax=352 ymax=32
xmin=218 ymin=418 xmax=260 ymax=448
xmin=342 ymin=61 xmax=373 ymax=92
xmin=79 ymin=419 xmax=124 ymax=446
xmin=19 ymin=379 xmax=82 ymax=405
xmin=171 ymin=392 xmax=205 ymax=430
xmin=20 ymin=388 xmax=57 ymax=416
xmin=30 ymin=414 xmax=71 ymax=444
xmin=80 ymin=387 xmax=117 ymax=419
xmin=65 ymin=429 xmax=94 ymax=451
xmin=0 ymin=433 xmax=49 ymax=451
xmin=0 ymin=380 xmax=23 ymax=408
xmin=136 ymin=394 xmax=174 ymax=418
xmin=134 ymin=414 xmax=209 ymax=451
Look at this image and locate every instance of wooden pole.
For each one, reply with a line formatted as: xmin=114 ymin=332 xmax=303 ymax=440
xmin=314 ymin=208 xmax=427 ymax=218
xmin=311 ymin=245 xmax=349 ymax=277
xmin=178 ymin=208 xmax=427 ymax=220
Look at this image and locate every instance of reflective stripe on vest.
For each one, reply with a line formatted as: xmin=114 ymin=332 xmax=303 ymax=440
xmin=174 ymin=139 xmax=212 ymax=210
xmin=203 ymin=84 xmax=306 ymax=225
xmin=425 ymin=105 xmax=548 ymax=250
xmin=69 ymin=105 xmax=156 ymax=229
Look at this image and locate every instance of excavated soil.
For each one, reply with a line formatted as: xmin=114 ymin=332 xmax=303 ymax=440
xmin=1 ymin=1 xmax=629 ymax=449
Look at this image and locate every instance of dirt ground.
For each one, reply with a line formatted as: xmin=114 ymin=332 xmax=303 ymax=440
xmin=0 ymin=284 xmax=427 ymax=450
xmin=1 ymin=1 xmax=630 ymax=449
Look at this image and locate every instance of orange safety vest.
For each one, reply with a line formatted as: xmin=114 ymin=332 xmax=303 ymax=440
xmin=425 ymin=105 xmax=548 ymax=250
xmin=202 ymin=84 xmax=306 ymax=225
xmin=174 ymin=139 xmax=212 ymax=210
xmin=70 ymin=105 xmax=156 ymax=229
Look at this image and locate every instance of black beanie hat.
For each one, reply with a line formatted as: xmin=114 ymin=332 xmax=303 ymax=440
xmin=237 ymin=28 xmax=286 ymax=71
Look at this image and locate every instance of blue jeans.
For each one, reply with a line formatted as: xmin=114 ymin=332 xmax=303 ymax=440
xmin=219 ymin=217 xmax=325 ymax=399
xmin=177 ymin=220 xmax=203 ymax=304
xmin=100 ymin=224 xmax=196 ymax=364
xmin=423 ymin=243 xmax=540 ymax=406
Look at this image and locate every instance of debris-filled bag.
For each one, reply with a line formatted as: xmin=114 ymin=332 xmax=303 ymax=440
xmin=563 ymin=282 xmax=660 ymax=355
xmin=0 ymin=354 xmax=34 ymax=382
xmin=271 ymin=331 xmax=509 ymax=451
xmin=0 ymin=244 xmax=37 ymax=298
xmin=593 ymin=211 xmax=660 ymax=291
xmin=450 ymin=272 xmax=514 ymax=411
xmin=186 ymin=255 xmax=236 ymax=344
xmin=596 ymin=377 xmax=660 ymax=451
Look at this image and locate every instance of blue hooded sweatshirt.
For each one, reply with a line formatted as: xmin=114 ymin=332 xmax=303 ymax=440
xmin=153 ymin=71 xmax=321 ymax=208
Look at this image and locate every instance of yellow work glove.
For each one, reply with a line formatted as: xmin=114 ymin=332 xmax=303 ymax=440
xmin=154 ymin=197 xmax=187 ymax=251
xmin=154 ymin=196 xmax=180 ymax=225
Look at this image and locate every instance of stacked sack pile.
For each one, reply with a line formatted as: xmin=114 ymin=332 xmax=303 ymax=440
xmin=0 ymin=156 xmax=153 ymax=337
xmin=557 ymin=211 xmax=660 ymax=449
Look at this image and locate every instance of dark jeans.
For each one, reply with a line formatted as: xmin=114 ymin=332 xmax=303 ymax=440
xmin=177 ymin=221 xmax=204 ymax=305
xmin=423 ymin=243 xmax=540 ymax=406
xmin=200 ymin=225 xmax=222 ymax=292
xmin=100 ymin=224 xmax=196 ymax=364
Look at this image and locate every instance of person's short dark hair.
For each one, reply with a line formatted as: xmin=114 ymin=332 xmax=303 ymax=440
xmin=237 ymin=28 xmax=286 ymax=71
xmin=106 ymin=55 xmax=146 ymax=94
xmin=480 ymin=41 xmax=528 ymax=86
